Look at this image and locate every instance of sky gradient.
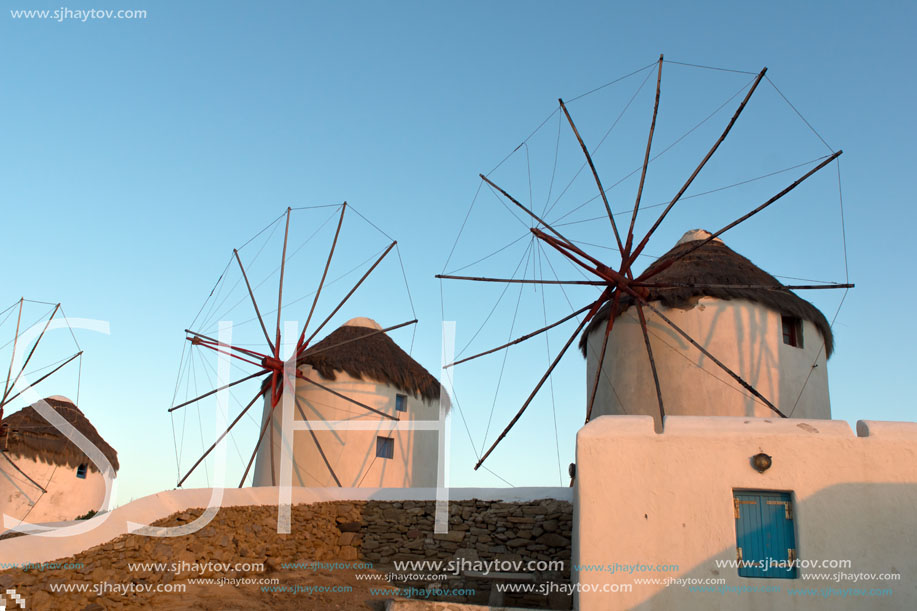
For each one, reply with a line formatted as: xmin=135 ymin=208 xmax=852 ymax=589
xmin=1 ymin=1 xmax=915 ymax=505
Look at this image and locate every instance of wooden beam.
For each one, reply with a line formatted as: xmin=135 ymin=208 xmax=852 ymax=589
xmin=436 ymin=274 xmax=604 ymax=286
xmin=293 ymin=395 xmax=342 ymax=487
xmin=294 ymin=371 xmax=398 ymax=421
xmin=624 ymin=54 xmax=664 ymax=259
xmin=474 ymin=313 xmax=591 ymax=471
xmin=626 ymin=67 xmax=768 ymax=269
xmin=300 ymin=241 xmax=397 ymax=349
xmin=559 ymin=98 xmax=625 ymax=255
xmin=169 ymin=371 xmax=266 ymax=413
xmin=630 ymin=282 xmax=854 ymax=291
xmin=639 ymin=300 xmax=786 ymax=418
xmin=1 ymin=451 xmax=47 ymax=493
xmin=447 ymin=305 xmax=592 ymax=368
xmin=2 ymin=352 xmax=82 ymax=406
xmin=584 ymin=291 xmax=621 ymax=423
xmin=637 ymin=151 xmax=844 ymax=283
xmin=239 ymin=395 xmax=275 ymax=488
xmin=635 ymin=303 xmax=665 ymax=427
xmin=274 ymin=207 xmax=293 ymax=362
xmin=234 ymin=249 xmax=275 ymax=355
xmin=3 ymin=298 xmax=24 ymax=403
xmin=297 ymin=202 xmax=347 ymax=353
xmin=479 ymin=175 xmax=582 ymax=255
xmin=2 ymin=303 xmax=59 ymax=404
xmin=184 ymin=329 xmax=270 ymax=360
xmin=177 ymin=388 xmax=263 ymax=488
xmin=300 ymin=320 xmax=417 ymax=359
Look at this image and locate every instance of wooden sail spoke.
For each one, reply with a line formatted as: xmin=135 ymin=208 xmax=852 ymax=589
xmin=298 ymin=241 xmax=397 ymax=353
xmin=474 ymin=313 xmax=591 ymax=471
xmin=558 ymin=98 xmax=625 ymax=255
xmin=300 ymin=320 xmax=417 ymax=359
xmin=274 ymin=207 xmax=293 ymax=361
xmin=2 ymin=303 xmax=60 ymax=404
xmin=1 ymin=452 xmax=47 ymax=493
xmin=168 ymin=371 xmax=267 ymax=413
xmin=435 ymin=274 xmax=604 ymax=286
xmin=479 ymin=174 xmax=580 ymax=253
xmin=2 ymin=352 xmax=82 ymax=406
xmin=637 ymin=151 xmax=844 ymax=283
xmin=297 ymin=203 xmax=347 ymax=353
xmin=239 ymin=395 xmax=277 ymax=488
xmin=630 ymin=282 xmax=854 ymax=291
xmin=3 ymin=299 xmax=24 ymax=403
xmin=533 ymin=229 xmax=628 ymax=286
xmin=234 ymin=249 xmax=276 ymax=355
xmin=187 ymin=342 xmax=265 ymax=370
xmin=177 ymin=388 xmax=264 ymax=487
xmin=639 ymin=300 xmax=786 ymax=418
xmin=293 ymin=395 xmax=342 ymax=487
xmin=635 ymin=303 xmax=665 ymax=426
xmin=184 ymin=329 xmax=270 ymax=361
xmin=585 ymin=291 xmax=621 ymax=423
xmin=627 ymin=67 xmax=768 ymax=269
xmin=625 ymin=54 xmax=664 ymax=258
xmin=294 ymin=370 xmax=398 ymax=421
xmin=447 ymin=305 xmax=592 ymax=369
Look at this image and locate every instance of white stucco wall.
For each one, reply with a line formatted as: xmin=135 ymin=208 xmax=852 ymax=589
xmin=0 ymin=456 xmax=110 ymax=525
xmin=573 ymin=415 xmax=917 ymax=610
xmin=585 ymin=297 xmax=830 ymax=427
xmin=252 ymin=364 xmax=440 ymax=488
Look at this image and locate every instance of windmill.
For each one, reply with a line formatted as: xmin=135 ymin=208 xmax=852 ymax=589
xmin=437 ymin=56 xmax=852 ymax=478
xmin=168 ymin=203 xmax=432 ymax=489
xmin=0 ymin=298 xmax=93 ymax=519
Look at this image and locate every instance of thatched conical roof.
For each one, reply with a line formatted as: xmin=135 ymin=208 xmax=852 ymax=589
xmin=296 ymin=318 xmax=445 ymax=403
xmin=580 ymin=230 xmax=834 ymax=357
xmin=1 ymin=396 xmax=119 ymax=472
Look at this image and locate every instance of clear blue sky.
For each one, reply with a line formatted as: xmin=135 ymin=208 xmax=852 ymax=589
xmin=1 ymin=1 xmax=914 ymax=505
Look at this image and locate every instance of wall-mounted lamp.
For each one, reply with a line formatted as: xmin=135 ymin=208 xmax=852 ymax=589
xmin=751 ymin=453 xmax=772 ymax=473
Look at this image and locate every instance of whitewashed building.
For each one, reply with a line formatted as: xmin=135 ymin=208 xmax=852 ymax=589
xmin=573 ymin=231 xmax=916 ymax=610
xmin=582 ymin=229 xmax=833 ymax=426
xmin=0 ymin=396 xmax=118 ymax=526
xmin=253 ymin=317 xmax=445 ymax=488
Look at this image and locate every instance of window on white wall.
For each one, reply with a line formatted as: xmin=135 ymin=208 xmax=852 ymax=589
xmin=376 ymin=436 xmax=394 ymax=459
xmin=734 ymin=490 xmax=797 ymax=579
xmin=395 ymin=394 xmax=407 ymax=412
xmin=76 ymin=464 xmax=87 ymax=479
xmin=781 ymin=315 xmax=803 ymax=349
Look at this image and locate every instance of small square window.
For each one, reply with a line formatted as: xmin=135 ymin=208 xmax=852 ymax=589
xmin=781 ymin=316 xmax=803 ymax=349
xmin=395 ymin=394 xmax=407 ymax=412
xmin=376 ymin=436 xmax=394 ymax=459
xmin=76 ymin=464 xmax=88 ymax=479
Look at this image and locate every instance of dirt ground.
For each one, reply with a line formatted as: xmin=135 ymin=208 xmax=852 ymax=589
xmin=3 ymin=566 xmax=418 ymax=610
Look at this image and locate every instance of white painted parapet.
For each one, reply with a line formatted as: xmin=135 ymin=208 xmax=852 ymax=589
xmin=573 ymin=415 xmax=917 ymax=610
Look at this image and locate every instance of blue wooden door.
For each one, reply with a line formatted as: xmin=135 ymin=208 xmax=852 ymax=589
xmin=733 ymin=491 xmax=796 ymax=578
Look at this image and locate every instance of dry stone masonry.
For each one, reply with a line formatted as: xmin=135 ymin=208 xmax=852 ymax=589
xmin=0 ymin=499 xmax=572 ymax=610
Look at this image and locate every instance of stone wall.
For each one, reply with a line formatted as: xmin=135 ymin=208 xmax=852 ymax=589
xmin=0 ymin=498 xmax=572 ymax=610
xmin=359 ymin=499 xmax=573 ymax=608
